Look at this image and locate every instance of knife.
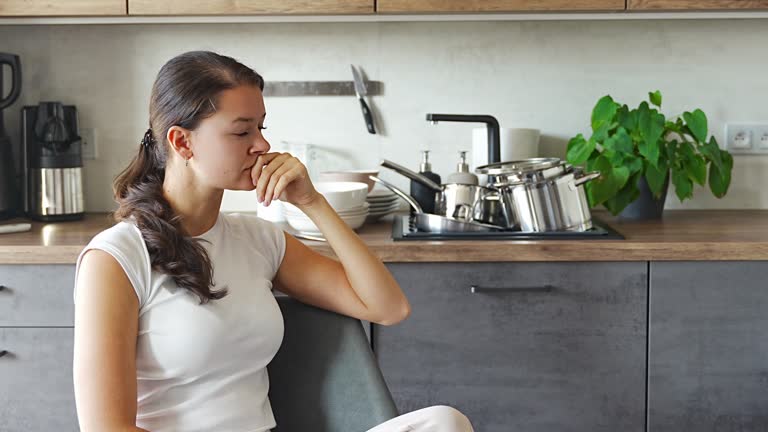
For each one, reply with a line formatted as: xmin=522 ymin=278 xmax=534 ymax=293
xmin=350 ymin=65 xmax=376 ymax=134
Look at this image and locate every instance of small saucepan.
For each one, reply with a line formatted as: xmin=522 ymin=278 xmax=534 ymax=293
xmin=369 ymin=176 xmax=502 ymax=233
xmin=379 ymin=159 xmax=507 ymax=225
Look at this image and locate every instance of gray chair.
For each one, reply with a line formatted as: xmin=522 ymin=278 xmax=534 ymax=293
xmin=268 ymin=296 xmax=399 ymax=432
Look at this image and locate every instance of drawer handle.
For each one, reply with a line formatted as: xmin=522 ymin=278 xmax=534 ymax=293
xmin=470 ymin=285 xmax=555 ymax=294
xmin=0 ymin=350 xmax=8 ymax=358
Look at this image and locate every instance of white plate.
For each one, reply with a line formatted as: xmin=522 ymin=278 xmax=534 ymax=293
xmin=367 ymin=195 xmax=397 ymax=201
xmin=283 ymin=201 xmax=370 ymax=215
xmin=369 ymin=204 xmax=401 ymax=213
xmin=286 ymin=212 xmax=367 ymax=232
xmin=369 ymin=201 xmax=400 ymax=209
xmin=367 ymin=189 xmax=396 ymax=198
xmin=284 ymin=208 xmax=370 ymax=219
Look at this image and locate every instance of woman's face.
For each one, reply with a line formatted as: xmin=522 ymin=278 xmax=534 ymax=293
xmin=189 ymin=85 xmax=270 ymax=191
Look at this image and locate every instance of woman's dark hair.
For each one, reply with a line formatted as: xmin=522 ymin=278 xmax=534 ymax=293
xmin=113 ymin=51 xmax=264 ymax=304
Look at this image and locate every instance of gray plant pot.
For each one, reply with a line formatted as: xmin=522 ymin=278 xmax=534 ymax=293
xmin=618 ymin=174 xmax=669 ymax=220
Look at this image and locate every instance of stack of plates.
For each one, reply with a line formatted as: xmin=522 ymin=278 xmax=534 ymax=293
xmin=366 ymin=188 xmax=400 ymax=222
xmin=283 ymin=201 xmax=370 ymax=236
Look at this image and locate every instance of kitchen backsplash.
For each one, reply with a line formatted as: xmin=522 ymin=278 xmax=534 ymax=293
xmin=1 ymin=19 xmax=767 ymax=211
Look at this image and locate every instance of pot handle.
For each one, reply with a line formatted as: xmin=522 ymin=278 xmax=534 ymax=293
xmin=380 ymin=159 xmax=443 ymax=192
xmin=369 ymin=175 xmax=424 ymax=213
xmin=572 ymin=171 xmax=601 ymax=187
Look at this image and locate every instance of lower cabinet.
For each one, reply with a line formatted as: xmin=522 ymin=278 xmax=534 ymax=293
xmin=375 ymin=262 xmax=647 ymax=432
xmin=0 ymin=328 xmax=78 ymax=431
xmin=648 ymin=261 xmax=768 ymax=432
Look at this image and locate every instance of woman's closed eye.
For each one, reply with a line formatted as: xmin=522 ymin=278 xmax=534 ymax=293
xmin=235 ymin=126 xmax=267 ymax=137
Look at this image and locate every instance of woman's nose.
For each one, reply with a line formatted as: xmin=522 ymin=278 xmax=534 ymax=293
xmin=250 ymin=135 xmax=270 ymax=154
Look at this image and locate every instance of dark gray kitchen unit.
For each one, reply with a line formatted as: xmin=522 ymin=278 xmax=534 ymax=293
xmin=648 ymin=261 xmax=768 ymax=432
xmin=0 ymin=264 xmax=78 ymax=431
xmin=375 ymin=262 xmax=648 ymax=432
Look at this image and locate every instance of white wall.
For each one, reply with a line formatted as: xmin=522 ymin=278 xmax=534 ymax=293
xmin=1 ymin=19 xmax=767 ymax=212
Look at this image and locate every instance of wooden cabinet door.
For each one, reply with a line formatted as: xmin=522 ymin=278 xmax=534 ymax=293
xmin=375 ymin=262 xmax=647 ymax=432
xmin=128 ymin=0 xmax=374 ymax=15
xmin=377 ymin=0 xmax=626 ymax=13
xmin=648 ymin=261 xmax=768 ymax=432
xmin=0 ymin=328 xmax=78 ymax=432
xmin=0 ymin=0 xmax=125 ymax=16
xmin=629 ymin=0 xmax=768 ymax=10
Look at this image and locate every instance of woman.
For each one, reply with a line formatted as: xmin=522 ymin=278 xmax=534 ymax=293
xmin=73 ymin=51 xmax=474 ymax=432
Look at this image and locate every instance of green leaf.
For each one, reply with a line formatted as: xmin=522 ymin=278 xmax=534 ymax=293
xmin=589 ymin=155 xmax=630 ymax=207
xmin=709 ymin=150 xmax=733 ymax=198
xmin=591 ymin=95 xmax=618 ymax=132
xmin=700 ymin=136 xmax=723 ymax=172
xmin=591 ymin=122 xmax=613 ymax=144
xmin=637 ymin=102 xmax=665 ymax=167
xmin=671 ymin=167 xmax=694 ymax=202
xmin=649 ymin=90 xmax=662 ymax=108
xmin=617 ymin=105 xmax=638 ymax=132
xmin=604 ymin=172 xmax=642 ymax=215
xmin=607 ymin=127 xmax=634 ymax=154
xmin=566 ymin=133 xmax=595 ymax=165
xmin=644 ymin=159 xmax=669 ymax=199
xmin=682 ymin=109 xmax=708 ymax=143
xmin=625 ymin=155 xmax=644 ymax=175
xmin=684 ymin=155 xmax=707 ymax=186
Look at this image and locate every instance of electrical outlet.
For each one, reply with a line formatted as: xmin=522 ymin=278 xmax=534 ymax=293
xmin=80 ymin=127 xmax=97 ymax=160
xmin=725 ymin=123 xmax=768 ymax=154
xmin=758 ymin=126 xmax=768 ymax=150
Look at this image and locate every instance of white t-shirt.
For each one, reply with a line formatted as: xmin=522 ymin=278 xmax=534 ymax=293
xmin=74 ymin=212 xmax=287 ymax=432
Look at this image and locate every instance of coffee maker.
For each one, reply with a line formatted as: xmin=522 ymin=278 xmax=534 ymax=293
xmin=0 ymin=53 xmax=22 ymax=220
xmin=21 ymin=102 xmax=85 ymax=221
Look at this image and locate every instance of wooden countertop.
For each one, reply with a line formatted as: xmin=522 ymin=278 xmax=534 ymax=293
xmin=0 ymin=210 xmax=766 ymax=264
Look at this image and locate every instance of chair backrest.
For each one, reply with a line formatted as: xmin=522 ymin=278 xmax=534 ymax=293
xmin=268 ymin=296 xmax=399 ymax=432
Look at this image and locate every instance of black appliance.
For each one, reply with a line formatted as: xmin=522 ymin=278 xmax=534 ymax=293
xmin=21 ymin=102 xmax=85 ymax=221
xmin=0 ymin=53 xmax=22 ymax=220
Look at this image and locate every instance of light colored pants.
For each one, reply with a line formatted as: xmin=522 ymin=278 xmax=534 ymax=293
xmin=365 ymin=405 xmax=475 ymax=432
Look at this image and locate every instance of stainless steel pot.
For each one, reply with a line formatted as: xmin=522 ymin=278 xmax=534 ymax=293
xmin=380 ymin=159 xmax=506 ymax=225
xmin=476 ymin=158 xmax=568 ymax=187
xmin=496 ymin=170 xmax=600 ymax=232
xmin=369 ymin=176 xmax=502 ymax=233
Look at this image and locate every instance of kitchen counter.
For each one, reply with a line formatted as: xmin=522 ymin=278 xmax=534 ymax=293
xmin=0 ymin=210 xmax=766 ymax=264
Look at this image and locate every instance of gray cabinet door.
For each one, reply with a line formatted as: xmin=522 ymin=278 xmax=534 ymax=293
xmin=0 ymin=265 xmax=76 ymax=327
xmin=375 ymin=262 xmax=647 ymax=432
xmin=0 ymin=327 xmax=78 ymax=431
xmin=649 ymin=261 xmax=768 ymax=432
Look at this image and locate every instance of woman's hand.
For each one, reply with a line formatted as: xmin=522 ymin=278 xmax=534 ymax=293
xmin=250 ymin=152 xmax=320 ymax=208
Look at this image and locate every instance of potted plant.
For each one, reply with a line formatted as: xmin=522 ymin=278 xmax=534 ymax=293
xmin=566 ymin=90 xmax=734 ymax=219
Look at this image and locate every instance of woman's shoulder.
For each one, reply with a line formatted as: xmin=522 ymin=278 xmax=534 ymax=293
xmin=87 ymin=219 xmax=146 ymax=251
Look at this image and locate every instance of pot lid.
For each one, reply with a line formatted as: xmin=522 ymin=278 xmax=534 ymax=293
xmin=475 ymin=157 xmax=563 ymax=175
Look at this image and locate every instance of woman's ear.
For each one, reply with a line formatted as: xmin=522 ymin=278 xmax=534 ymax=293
xmin=167 ymin=126 xmax=193 ymax=160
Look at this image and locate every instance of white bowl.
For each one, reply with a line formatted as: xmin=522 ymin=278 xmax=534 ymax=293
xmin=315 ymin=181 xmax=369 ymax=211
xmin=318 ymin=170 xmax=379 ymax=193
xmin=285 ymin=211 xmax=367 ymax=232
xmin=283 ymin=202 xmax=369 ymax=217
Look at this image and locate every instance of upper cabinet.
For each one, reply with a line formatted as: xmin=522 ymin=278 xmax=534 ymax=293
xmin=377 ymin=0 xmax=626 ymax=13
xmin=0 ymin=0 xmax=125 ymax=16
xmin=628 ymin=0 xmax=768 ymax=10
xmin=128 ymin=0 xmax=374 ymax=15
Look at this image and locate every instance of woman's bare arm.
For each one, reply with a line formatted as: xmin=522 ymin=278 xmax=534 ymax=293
xmin=73 ymin=249 xmax=149 ymax=432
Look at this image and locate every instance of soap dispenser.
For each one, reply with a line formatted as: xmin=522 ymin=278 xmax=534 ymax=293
xmin=410 ymin=150 xmax=441 ymax=215
xmin=446 ymin=151 xmax=478 ymax=185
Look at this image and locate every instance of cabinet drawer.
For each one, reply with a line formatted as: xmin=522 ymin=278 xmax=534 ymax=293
xmin=0 ymin=265 xmax=76 ymax=327
xmin=376 ymin=262 xmax=647 ymax=432
xmin=0 ymin=328 xmax=78 ymax=431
